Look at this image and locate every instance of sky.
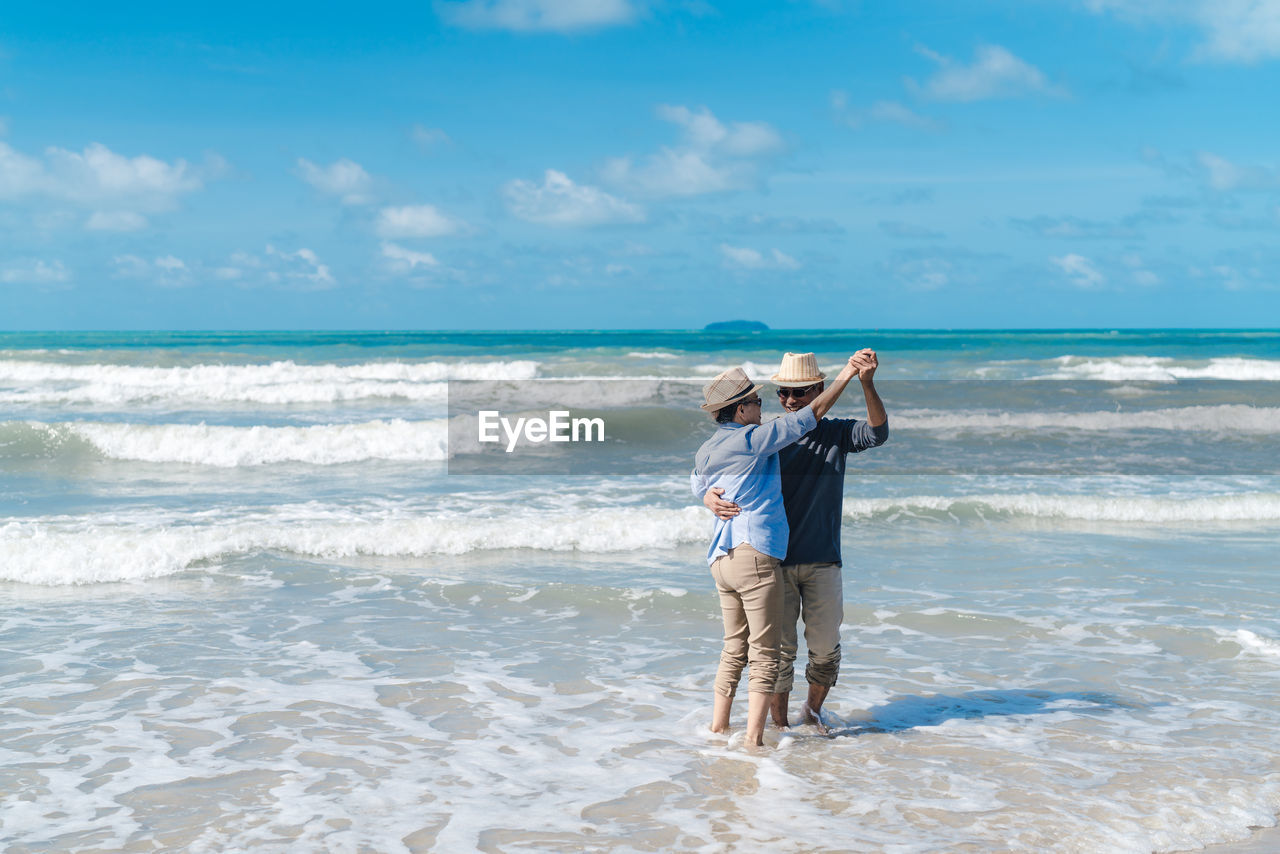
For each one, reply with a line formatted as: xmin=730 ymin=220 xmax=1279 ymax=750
xmin=2 ymin=0 xmax=1280 ymax=330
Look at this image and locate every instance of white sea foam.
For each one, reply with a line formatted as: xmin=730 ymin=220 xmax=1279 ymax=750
xmin=16 ymin=419 xmax=451 ymax=466
xmin=693 ymin=360 xmax=786 ymax=380
xmin=8 ymin=489 xmax=1280 ymax=585
xmin=0 ymin=358 xmax=538 ymax=405
xmin=0 ymin=504 xmax=710 ymax=585
xmin=894 ymin=404 xmax=1280 ymax=434
xmin=1043 ymin=356 xmax=1280 ymax=382
xmin=843 ymin=492 xmax=1280 ymax=523
xmin=1217 ymin=628 xmax=1280 ymax=659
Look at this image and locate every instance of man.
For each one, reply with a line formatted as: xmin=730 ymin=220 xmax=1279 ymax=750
xmin=704 ymin=349 xmax=887 ymax=731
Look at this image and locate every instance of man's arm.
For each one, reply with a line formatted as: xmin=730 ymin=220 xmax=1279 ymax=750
xmin=839 ymin=350 xmax=888 ymax=453
xmin=703 ymin=486 xmax=740 ymax=519
xmin=854 ymin=348 xmax=887 ymax=428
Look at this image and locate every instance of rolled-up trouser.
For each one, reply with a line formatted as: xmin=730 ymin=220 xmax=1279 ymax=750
xmin=772 ymin=561 xmax=843 ymax=694
xmin=709 ymin=544 xmax=783 ymax=697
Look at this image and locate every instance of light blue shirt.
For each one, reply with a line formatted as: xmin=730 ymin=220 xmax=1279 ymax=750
xmin=690 ymin=407 xmax=818 ymax=564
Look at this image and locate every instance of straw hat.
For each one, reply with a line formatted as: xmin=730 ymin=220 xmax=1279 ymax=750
xmin=700 ymin=367 xmax=764 ymax=412
xmin=771 ymin=352 xmax=827 ymax=387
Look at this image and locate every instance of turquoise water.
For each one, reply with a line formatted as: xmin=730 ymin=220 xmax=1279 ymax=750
xmin=2 ymin=330 xmax=1280 ymax=851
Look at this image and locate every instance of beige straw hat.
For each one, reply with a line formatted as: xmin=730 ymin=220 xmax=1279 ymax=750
xmin=770 ymin=352 xmax=827 ymax=387
xmin=700 ymin=367 xmax=764 ymax=412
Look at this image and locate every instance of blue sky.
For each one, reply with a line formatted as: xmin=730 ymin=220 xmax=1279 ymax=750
xmin=3 ymin=0 xmax=1280 ymax=329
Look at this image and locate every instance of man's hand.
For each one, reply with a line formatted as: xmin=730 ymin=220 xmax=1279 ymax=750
xmin=851 ymin=348 xmax=878 ymax=381
xmin=836 ymin=354 xmax=861 ymax=382
xmin=703 ymin=487 xmax=740 ymax=520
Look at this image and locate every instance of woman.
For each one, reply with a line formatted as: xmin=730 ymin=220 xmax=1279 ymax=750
xmin=691 ymin=357 xmax=861 ymax=745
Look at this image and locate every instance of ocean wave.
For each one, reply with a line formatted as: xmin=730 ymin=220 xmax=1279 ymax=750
xmin=7 ymin=490 xmax=1280 ymax=585
xmin=0 ymin=359 xmax=538 ymax=405
xmin=894 ymin=405 xmax=1280 ymax=434
xmin=0 ymin=505 xmax=710 ymax=585
xmin=844 ymin=493 xmax=1280 ymax=523
xmin=1042 ymin=356 xmax=1280 ymax=382
xmin=1 ymin=419 xmax=451 ymax=466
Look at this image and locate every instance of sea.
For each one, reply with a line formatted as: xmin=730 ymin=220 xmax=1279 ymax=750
xmin=2 ymin=329 xmax=1279 ymax=853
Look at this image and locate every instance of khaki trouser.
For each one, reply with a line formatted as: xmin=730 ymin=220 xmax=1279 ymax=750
xmin=709 ymin=544 xmax=783 ymax=697
xmin=771 ymin=561 xmax=843 ymax=694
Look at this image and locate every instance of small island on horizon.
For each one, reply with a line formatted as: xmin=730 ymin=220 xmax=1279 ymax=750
xmin=703 ymin=320 xmax=770 ymax=332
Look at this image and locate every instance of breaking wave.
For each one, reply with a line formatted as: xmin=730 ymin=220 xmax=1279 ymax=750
xmin=0 ymin=359 xmax=538 ymax=405
xmin=844 ymin=493 xmax=1280 ymax=523
xmin=1 ymin=419 xmax=451 ymax=466
xmin=894 ymin=405 xmax=1280 ymax=434
xmin=0 ymin=505 xmax=710 ymax=585
xmin=1042 ymin=356 xmax=1280 ymax=382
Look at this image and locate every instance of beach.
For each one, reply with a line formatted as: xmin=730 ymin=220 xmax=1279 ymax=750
xmin=3 ymin=330 xmax=1280 ymax=852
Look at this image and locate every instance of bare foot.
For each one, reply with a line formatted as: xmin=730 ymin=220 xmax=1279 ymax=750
xmin=770 ymin=692 xmax=790 ymax=729
xmin=800 ymin=702 xmax=830 ymax=735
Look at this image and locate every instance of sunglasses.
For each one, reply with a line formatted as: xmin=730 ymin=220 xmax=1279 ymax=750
xmin=776 ymin=384 xmax=820 ymax=399
xmin=739 ymin=397 xmax=762 ymax=407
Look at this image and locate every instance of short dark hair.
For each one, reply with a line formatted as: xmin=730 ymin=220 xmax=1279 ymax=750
xmin=714 ymin=402 xmax=739 ymax=423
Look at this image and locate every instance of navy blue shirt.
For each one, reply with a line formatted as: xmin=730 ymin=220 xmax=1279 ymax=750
xmin=777 ymin=417 xmax=889 ymax=566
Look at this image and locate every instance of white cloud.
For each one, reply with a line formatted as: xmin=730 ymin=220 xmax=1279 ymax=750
xmin=1197 ymin=152 xmax=1280 ymax=191
xmin=297 ymin=157 xmax=373 ymax=204
xmin=603 ymin=105 xmax=784 ymax=197
xmin=382 ymin=241 xmax=440 ymax=272
xmin=655 ymin=104 xmax=783 ymax=157
xmin=45 ymin=143 xmax=202 ymax=201
xmin=1122 ymin=252 xmax=1161 ymax=285
xmin=869 ymin=100 xmax=942 ymax=130
xmin=1083 ymin=0 xmax=1280 ymax=62
xmin=1051 ymin=253 xmax=1106 ymax=287
xmin=889 ymin=256 xmax=952 ymax=289
xmin=265 ymin=245 xmax=335 ymax=288
xmin=719 ymin=244 xmax=801 ymax=270
xmin=504 ymin=169 xmax=645 ymax=226
xmin=411 ymin=125 xmax=451 ymax=149
xmin=603 ymin=150 xmax=748 ymax=197
xmin=1194 ymin=0 xmax=1280 ymax=61
xmin=910 ymin=44 xmax=1067 ymax=102
xmin=111 ymin=253 xmax=191 ymax=286
xmin=435 ymin=0 xmax=638 ymax=32
xmin=831 ymin=92 xmax=943 ymax=130
xmin=0 ymin=258 xmax=70 ymax=284
xmin=1200 ymin=152 xmax=1245 ymax=190
xmin=375 ymin=204 xmax=464 ymax=238
xmin=0 ymin=140 xmax=212 ymax=211
xmin=111 ymin=254 xmax=151 ymax=278
xmin=86 ymin=211 xmax=149 ymax=231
